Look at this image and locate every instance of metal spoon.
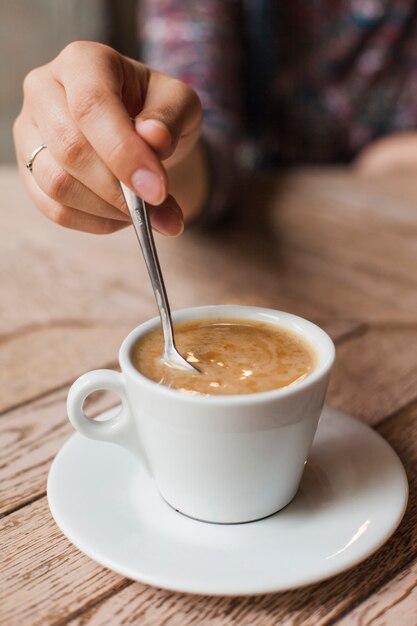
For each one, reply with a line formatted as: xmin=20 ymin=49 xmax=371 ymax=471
xmin=120 ymin=182 xmax=199 ymax=373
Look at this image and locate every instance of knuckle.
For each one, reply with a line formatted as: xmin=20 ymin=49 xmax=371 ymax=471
xmin=49 ymin=203 xmax=71 ymax=227
xmin=60 ymin=130 xmax=88 ymax=166
xmin=106 ymin=136 xmax=127 ymax=167
xmin=70 ymin=86 xmax=105 ymax=122
xmin=23 ymin=68 xmax=42 ymax=96
xmin=46 ymin=168 xmax=72 ymax=202
xmin=59 ymin=40 xmax=91 ymax=62
xmin=60 ymin=40 xmax=116 ymax=64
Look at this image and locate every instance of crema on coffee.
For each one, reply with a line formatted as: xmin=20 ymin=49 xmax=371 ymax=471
xmin=131 ymin=318 xmax=316 ymax=396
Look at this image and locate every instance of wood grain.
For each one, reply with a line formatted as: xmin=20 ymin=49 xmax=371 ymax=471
xmin=0 ymin=388 xmax=119 ymax=517
xmin=0 ymin=498 xmax=125 ymax=626
xmin=337 ymin=563 xmax=417 ymax=626
xmin=272 ymin=170 xmax=417 ymax=324
xmin=0 ymin=321 xmax=363 ymax=520
xmin=1 ymin=165 xmax=416 ymax=625
xmin=327 ymin=326 xmax=417 ymax=424
xmin=336 ymin=402 xmax=417 ymax=626
xmin=0 ymin=395 xmax=414 ymax=626
xmin=0 ymin=322 xmax=131 ymax=414
xmin=0 ymin=168 xmax=361 ymax=416
xmin=59 ymin=402 xmax=417 ymax=626
xmin=0 ymin=317 xmax=359 ymax=417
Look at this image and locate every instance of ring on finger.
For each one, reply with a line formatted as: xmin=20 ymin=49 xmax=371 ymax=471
xmin=26 ymin=143 xmax=47 ymax=173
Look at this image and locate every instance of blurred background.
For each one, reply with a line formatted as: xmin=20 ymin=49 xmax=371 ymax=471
xmin=0 ymin=0 xmax=137 ymax=162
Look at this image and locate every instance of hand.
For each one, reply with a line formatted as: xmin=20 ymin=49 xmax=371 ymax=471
xmin=355 ymin=132 xmax=417 ymax=176
xmin=13 ymin=41 xmax=202 ymax=235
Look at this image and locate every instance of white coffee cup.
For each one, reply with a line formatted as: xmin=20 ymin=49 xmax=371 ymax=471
xmin=67 ymin=305 xmax=335 ymax=524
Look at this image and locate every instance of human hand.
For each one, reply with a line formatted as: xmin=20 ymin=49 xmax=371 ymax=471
xmin=355 ymin=132 xmax=417 ymax=176
xmin=13 ymin=41 xmax=201 ymax=235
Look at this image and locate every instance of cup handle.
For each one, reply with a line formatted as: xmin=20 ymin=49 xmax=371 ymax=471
xmin=67 ymin=369 xmax=136 ymax=449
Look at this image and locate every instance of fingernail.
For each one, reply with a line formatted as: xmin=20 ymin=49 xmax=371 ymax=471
xmin=136 ymin=118 xmax=169 ymax=134
xmin=131 ymin=168 xmax=164 ymax=205
xmin=150 ymin=205 xmax=184 ymax=237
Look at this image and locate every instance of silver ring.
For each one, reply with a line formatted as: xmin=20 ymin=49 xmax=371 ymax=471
xmin=26 ymin=143 xmax=47 ymax=173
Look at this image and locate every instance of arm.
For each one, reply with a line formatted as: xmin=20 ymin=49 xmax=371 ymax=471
xmin=139 ymin=0 xmax=242 ymax=224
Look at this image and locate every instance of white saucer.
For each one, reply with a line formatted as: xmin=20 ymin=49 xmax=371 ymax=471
xmin=47 ymin=406 xmax=408 ymax=596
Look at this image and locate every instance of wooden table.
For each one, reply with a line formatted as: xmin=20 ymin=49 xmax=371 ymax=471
xmin=1 ymin=165 xmax=416 ymax=625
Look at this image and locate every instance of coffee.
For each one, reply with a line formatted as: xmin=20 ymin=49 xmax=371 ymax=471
xmin=131 ymin=317 xmax=316 ymax=396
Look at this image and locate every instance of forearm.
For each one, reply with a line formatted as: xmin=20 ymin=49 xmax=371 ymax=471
xmin=139 ymin=0 xmax=242 ymax=225
xmin=166 ymin=140 xmax=209 ymax=223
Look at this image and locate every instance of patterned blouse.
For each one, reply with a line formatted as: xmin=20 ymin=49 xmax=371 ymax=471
xmin=138 ymin=0 xmax=417 ymax=218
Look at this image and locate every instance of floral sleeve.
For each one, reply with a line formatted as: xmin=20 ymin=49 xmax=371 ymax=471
xmin=138 ymin=0 xmax=242 ymax=224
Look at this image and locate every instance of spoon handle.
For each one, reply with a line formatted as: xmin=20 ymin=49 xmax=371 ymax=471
xmin=120 ymin=183 xmax=176 ymax=358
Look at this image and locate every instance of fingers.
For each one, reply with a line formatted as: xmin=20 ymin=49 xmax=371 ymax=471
xmin=15 ymin=115 xmax=183 ymax=236
xmin=134 ymin=70 xmax=202 ymax=166
xmin=14 ymin=109 xmax=126 ymax=235
xmin=24 ymin=141 xmax=129 ymax=222
xmin=22 ymin=66 xmax=128 ymax=217
xmin=15 ymin=42 xmax=196 ymax=236
xmin=17 ymin=159 xmax=128 ymax=234
xmin=53 ymin=42 xmax=168 ymax=205
xmin=147 ymin=195 xmax=184 ymax=237
xmin=54 ymin=42 xmax=200 ymax=201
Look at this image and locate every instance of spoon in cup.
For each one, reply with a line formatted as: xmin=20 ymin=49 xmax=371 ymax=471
xmin=120 ymin=182 xmax=199 ymax=373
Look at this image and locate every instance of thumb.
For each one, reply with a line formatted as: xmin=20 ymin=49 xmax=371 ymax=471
xmin=135 ymin=118 xmax=173 ymax=160
xmin=133 ymin=71 xmax=201 ymax=165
